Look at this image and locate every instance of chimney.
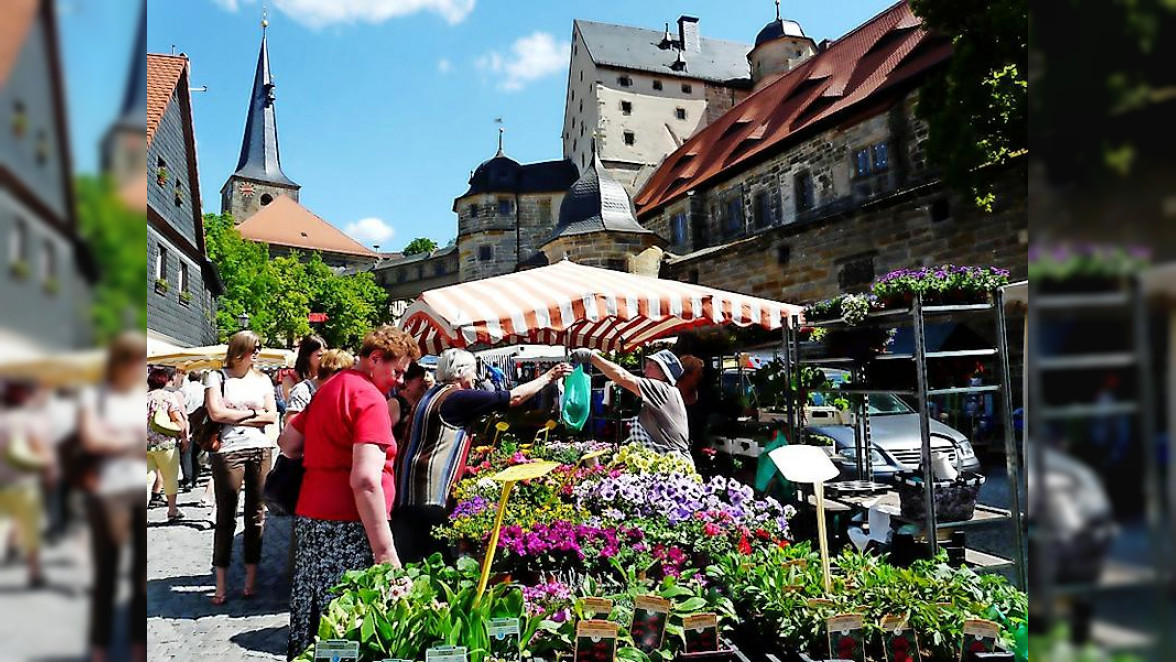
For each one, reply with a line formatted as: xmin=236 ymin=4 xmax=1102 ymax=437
xmin=677 ymin=16 xmax=700 ymax=53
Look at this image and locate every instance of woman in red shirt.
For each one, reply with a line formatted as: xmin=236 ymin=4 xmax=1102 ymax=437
xmin=277 ymin=326 xmax=420 ymax=661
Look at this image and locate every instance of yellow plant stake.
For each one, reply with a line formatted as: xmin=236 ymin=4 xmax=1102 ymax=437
xmin=533 ymin=419 xmax=557 ymax=444
xmin=475 ymin=461 xmax=560 ymax=603
xmin=492 ymin=421 xmax=510 ymax=446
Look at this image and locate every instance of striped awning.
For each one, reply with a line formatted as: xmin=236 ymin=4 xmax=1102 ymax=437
xmin=400 ymin=260 xmax=803 ymax=355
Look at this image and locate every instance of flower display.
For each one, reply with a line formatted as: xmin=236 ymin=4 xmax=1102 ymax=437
xmin=870 ymin=265 xmax=1010 ymax=307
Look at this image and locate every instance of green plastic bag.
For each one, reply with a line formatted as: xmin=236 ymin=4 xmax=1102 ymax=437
xmin=560 ymin=365 xmax=591 ymax=431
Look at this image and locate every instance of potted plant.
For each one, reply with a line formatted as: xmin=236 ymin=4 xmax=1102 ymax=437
xmin=43 ymin=276 xmax=60 ymax=296
xmin=10 ymin=260 xmax=30 ymax=281
xmin=1028 ymin=243 xmax=1149 ymax=293
xmin=156 ymin=166 xmax=168 ymax=185
xmin=179 ymin=290 xmax=193 ymax=305
xmin=154 ymin=277 xmax=170 ymax=294
xmin=871 ymin=266 xmax=1010 ymax=308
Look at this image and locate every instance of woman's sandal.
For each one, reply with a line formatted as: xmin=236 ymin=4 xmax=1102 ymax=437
xmin=242 ymin=587 xmax=256 ymax=599
xmin=211 ymin=593 xmax=228 ymax=606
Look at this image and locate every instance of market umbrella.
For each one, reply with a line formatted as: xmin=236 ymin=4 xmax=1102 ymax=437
xmin=400 ymin=260 xmax=804 ymax=354
xmin=0 ymin=349 xmax=107 ymax=386
xmin=149 ymin=344 xmax=294 ymax=371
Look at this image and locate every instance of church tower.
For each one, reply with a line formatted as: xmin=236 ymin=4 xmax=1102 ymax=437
xmin=748 ymin=0 xmax=817 ymax=91
xmin=220 ymin=14 xmax=300 ymax=223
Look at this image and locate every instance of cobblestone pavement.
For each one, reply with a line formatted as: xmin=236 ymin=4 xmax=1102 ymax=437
xmin=148 ymin=484 xmax=294 ymax=662
xmin=0 ymin=527 xmax=92 ymax=660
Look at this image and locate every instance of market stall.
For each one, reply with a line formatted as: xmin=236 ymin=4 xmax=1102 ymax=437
xmin=0 ymin=348 xmax=106 ymax=386
xmin=399 ymin=259 xmax=803 ymax=354
xmin=148 ymin=343 xmax=294 ymax=371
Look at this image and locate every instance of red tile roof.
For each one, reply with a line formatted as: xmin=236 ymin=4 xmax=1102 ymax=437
xmin=146 ymin=54 xmax=188 ymax=145
xmin=634 ymin=1 xmax=951 ymax=217
xmin=236 ymin=195 xmax=379 ymax=258
xmin=0 ymin=0 xmax=38 ymax=86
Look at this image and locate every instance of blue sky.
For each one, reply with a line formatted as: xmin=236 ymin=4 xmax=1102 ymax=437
xmin=64 ymin=0 xmax=895 ymax=253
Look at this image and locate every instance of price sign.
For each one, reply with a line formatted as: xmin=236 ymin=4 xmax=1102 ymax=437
xmin=314 ymin=640 xmax=359 ymax=662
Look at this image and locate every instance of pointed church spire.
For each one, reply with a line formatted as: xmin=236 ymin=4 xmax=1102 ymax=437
xmin=775 ymin=0 xmax=781 ymax=21
xmin=116 ymin=0 xmax=147 ymax=130
xmin=496 ymin=126 xmax=505 ymax=156
xmin=231 ymin=11 xmax=297 ymax=188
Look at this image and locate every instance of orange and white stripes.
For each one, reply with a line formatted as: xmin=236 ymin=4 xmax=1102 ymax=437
xmin=399 ymin=261 xmax=802 ymax=355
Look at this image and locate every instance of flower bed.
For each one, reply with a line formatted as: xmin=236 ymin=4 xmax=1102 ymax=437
xmin=298 ymin=439 xmax=1027 ymax=662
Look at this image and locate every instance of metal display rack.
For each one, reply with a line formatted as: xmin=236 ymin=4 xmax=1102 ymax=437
xmin=784 ymin=290 xmax=1027 ymax=589
xmin=1029 ymin=276 xmax=1170 ymax=654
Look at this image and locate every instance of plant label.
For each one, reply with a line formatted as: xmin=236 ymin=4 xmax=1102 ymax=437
xmin=631 ymin=595 xmax=671 ymax=654
xmin=314 ymin=640 xmax=359 ymax=662
xmin=574 ymin=619 xmax=619 ymax=662
xmin=580 ymin=597 xmax=614 ymax=618
xmin=783 ymin=558 xmax=809 ymax=569
xmin=783 ymin=585 xmax=805 ymax=593
xmin=493 ymin=461 xmax=559 ymax=483
xmin=806 ymin=598 xmax=836 ymax=610
xmin=683 ymin=613 xmax=720 ymax=653
xmin=488 ymin=618 xmax=521 ymax=662
xmin=826 ymin=614 xmax=866 ymax=662
xmin=881 ymin=615 xmax=921 ymax=662
xmin=959 ymin=619 xmax=1000 ymax=661
xmin=426 ymin=645 xmax=468 ymax=662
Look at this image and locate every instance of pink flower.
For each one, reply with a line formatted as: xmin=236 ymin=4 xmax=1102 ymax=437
xmin=703 ymin=523 xmax=721 ymax=537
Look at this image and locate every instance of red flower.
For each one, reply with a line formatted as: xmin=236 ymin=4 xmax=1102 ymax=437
xmin=777 ymin=540 xmax=791 ymax=549
xmin=755 ymin=528 xmax=770 ymax=540
xmin=737 ymin=533 xmax=753 ymax=555
xmin=702 ymin=447 xmax=717 ymax=457
xmin=703 ymin=523 xmax=721 ymax=537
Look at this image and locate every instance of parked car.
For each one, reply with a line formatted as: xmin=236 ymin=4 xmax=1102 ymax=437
xmin=803 ymin=390 xmax=981 ymax=482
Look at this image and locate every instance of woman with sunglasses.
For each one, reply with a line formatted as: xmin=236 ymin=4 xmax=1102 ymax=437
xmin=203 ymin=330 xmax=278 ymax=605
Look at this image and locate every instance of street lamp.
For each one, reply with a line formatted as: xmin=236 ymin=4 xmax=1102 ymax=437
xmin=237 ymin=312 xmax=250 ymax=329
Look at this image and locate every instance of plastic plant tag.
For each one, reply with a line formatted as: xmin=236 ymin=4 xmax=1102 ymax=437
xmin=806 ymin=598 xmax=836 ymax=610
xmin=492 ymin=461 xmax=559 ymax=483
xmin=426 ymin=646 xmax=469 ymax=662
xmin=959 ymin=619 xmax=1000 ymax=661
xmin=580 ymin=449 xmax=609 ymax=465
xmin=683 ymin=613 xmax=720 ymax=653
xmin=574 ymin=620 xmax=618 ymax=662
xmin=826 ymin=614 xmax=867 ymax=662
xmin=314 ymin=640 xmax=359 ymax=662
xmin=488 ymin=617 xmax=521 ymax=662
xmin=881 ymin=615 xmax=921 ymax=662
xmin=631 ymin=595 xmax=671 ymax=654
xmin=783 ymin=558 xmax=809 ymax=568
xmin=579 ymin=597 xmax=614 ymax=618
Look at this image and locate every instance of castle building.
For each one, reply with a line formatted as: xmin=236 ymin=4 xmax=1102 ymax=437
xmin=0 ymin=0 xmax=98 ymax=356
xmin=634 ymin=1 xmax=1028 ymax=305
xmin=220 ymin=19 xmax=378 ymax=270
xmin=562 ymin=16 xmax=760 ymax=197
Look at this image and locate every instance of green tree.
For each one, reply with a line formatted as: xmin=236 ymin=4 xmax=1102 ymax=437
xmin=75 ymin=175 xmax=147 ymax=341
xmin=402 ymin=237 xmax=438 ymax=256
xmin=910 ymin=0 xmax=1027 ymax=211
xmin=305 ymin=253 xmax=388 ymax=350
xmin=203 ymin=212 xmax=272 ymax=342
xmin=266 ymin=255 xmax=312 ymax=347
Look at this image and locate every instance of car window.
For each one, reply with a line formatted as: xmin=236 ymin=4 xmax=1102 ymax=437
xmin=865 ymin=393 xmax=914 ymax=415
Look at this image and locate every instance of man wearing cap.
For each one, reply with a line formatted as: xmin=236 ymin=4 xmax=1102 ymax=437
xmin=571 ymin=349 xmax=691 ymax=463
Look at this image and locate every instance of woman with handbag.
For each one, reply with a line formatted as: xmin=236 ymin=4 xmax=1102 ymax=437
xmin=147 ymin=368 xmax=187 ymax=522
xmin=0 ymin=381 xmax=54 ymax=589
xmin=77 ymin=331 xmax=148 ymax=662
xmin=278 ymin=327 xmax=420 ymax=660
xmin=203 ymin=330 xmax=278 ymax=606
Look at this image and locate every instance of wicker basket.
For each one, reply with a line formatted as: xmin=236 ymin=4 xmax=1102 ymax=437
xmin=895 ymin=471 xmax=986 ymax=523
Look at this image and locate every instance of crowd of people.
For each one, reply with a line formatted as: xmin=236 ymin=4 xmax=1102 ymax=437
xmin=0 ymin=323 xmax=714 ymax=662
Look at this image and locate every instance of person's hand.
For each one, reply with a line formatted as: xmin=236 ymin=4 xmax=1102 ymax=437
xmin=548 ymin=363 xmax=574 ymax=380
xmin=570 ymin=348 xmax=597 ymax=366
xmin=374 ymin=548 xmax=402 ymax=567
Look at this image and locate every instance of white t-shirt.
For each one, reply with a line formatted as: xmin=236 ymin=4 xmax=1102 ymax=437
xmin=79 ymin=385 xmax=149 ymax=496
xmin=204 ymin=369 xmax=273 ymax=453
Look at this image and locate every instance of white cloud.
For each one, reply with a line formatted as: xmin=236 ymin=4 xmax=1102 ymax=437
xmin=476 ymin=32 xmax=569 ymax=92
xmin=344 ymin=217 xmax=396 ymax=247
xmin=438 ymin=58 xmax=452 ymax=74
xmin=209 ymin=0 xmax=475 ymax=28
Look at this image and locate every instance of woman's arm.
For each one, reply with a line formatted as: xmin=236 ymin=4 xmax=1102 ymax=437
xmin=508 ymin=364 xmax=573 ymax=407
xmin=277 ymin=420 xmax=305 ymax=458
xmin=350 ymin=443 xmax=400 ymax=566
xmin=240 ymin=386 xmax=279 ymax=428
xmin=204 ymin=375 xmax=253 ymax=425
xmin=78 ymin=396 xmax=141 ymax=454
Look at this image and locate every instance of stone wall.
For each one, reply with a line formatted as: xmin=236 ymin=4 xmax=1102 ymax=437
xmin=372 ymin=250 xmax=460 ymax=301
xmin=702 ymin=81 xmax=750 ymax=128
xmin=220 ymin=177 xmax=299 ymax=223
xmin=455 ymin=191 xmax=565 ymax=282
xmin=542 ymin=231 xmax=664 ymax=271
